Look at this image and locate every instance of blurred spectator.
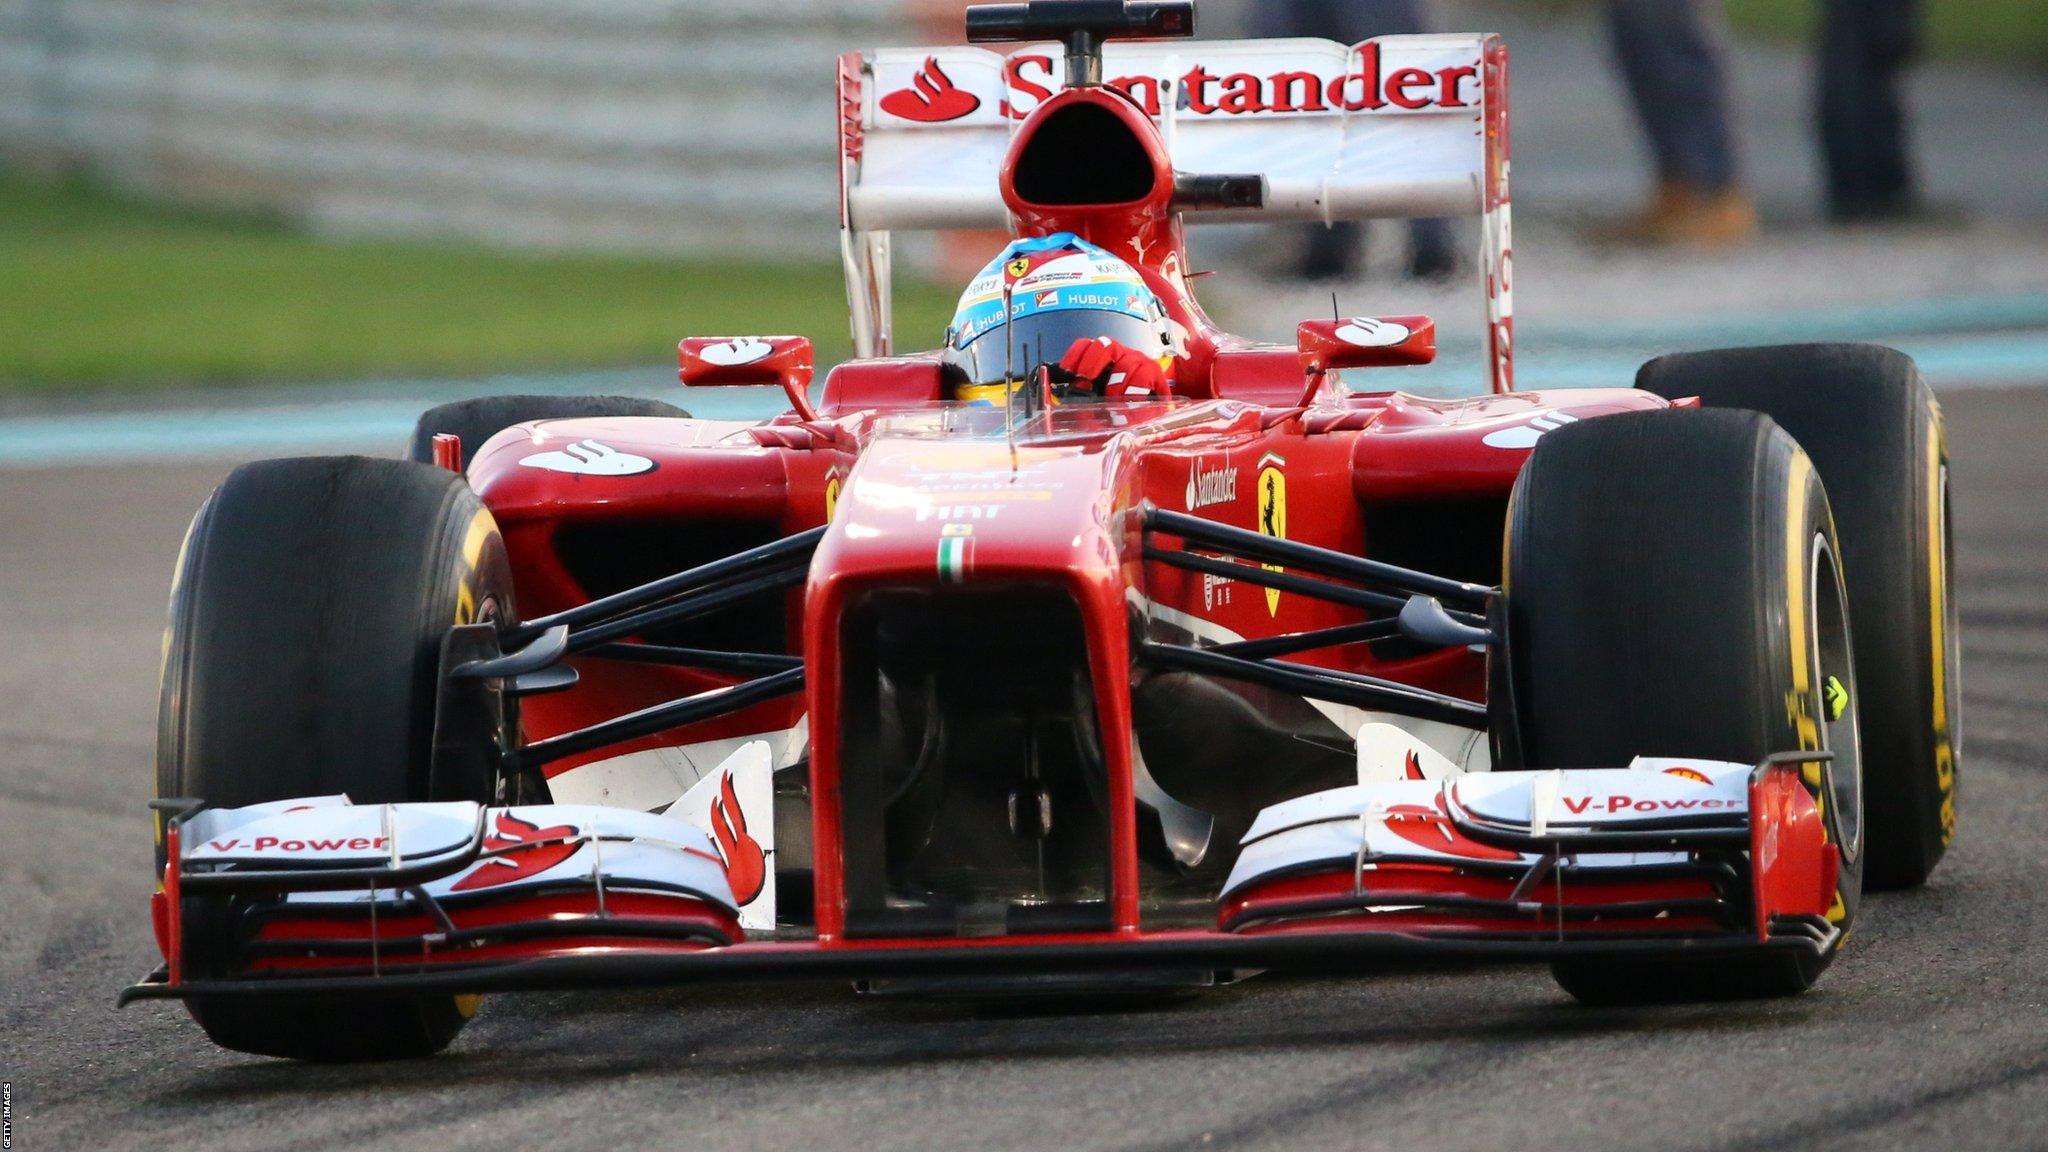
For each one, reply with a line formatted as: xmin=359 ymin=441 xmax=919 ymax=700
xmin=1252 ymin=0 xmax=1461 ymax=281
xmin=1820 ymin=0 xmax=1921 ymax=223
xmin=1604 ymin=0 xmax=1757 ymax=246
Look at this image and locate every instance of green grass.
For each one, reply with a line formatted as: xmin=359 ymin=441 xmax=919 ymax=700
xmin=1726 ymin=0 xmax=2046 ymax=69
xmin=0 ymin=175 xmax=958 ymax=395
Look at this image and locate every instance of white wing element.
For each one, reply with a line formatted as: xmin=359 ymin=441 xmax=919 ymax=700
xmin=544 ymin=718 xmax=809 ymax=813
xmin=838 ymin=34 xmax=1513 ymax=389
xmin=518 ymin=440 xmax=656 ymax=476
xmin=665 ymin=741 xmax=777 ymax=932
xmin=1356 ymin=722 xmax=1465 ymax=785
xmin=846 ymin=35 xmax=1504 ymax=232
xmin=181 ymin=799 xmax=740 ymax=912
xmin=1223 ymin=763 xmax=1753 ymax=899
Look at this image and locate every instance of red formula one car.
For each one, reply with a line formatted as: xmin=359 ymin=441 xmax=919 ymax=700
xmin=129 ymin=1 xmax=1960 ymax=1061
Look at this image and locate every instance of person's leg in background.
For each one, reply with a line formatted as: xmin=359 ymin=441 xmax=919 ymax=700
xmin=1605 ymin=0 xmax=1756 ymax=245
xmin=1256 ymin=0 xmax=1459 ymax=279
xmin=1820 ymin=0 xmax=1921 ymax=222
xmin=1404 ymin=218 xmax=1459 ymax=281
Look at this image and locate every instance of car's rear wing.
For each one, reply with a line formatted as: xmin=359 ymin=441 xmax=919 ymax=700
xmin=837 ymin=33 xmax=1513 ymax=388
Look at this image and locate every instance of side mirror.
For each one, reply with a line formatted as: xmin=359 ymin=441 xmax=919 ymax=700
xmin=1296 ymin=316 xmax=1437 ymax=377
xmin=678 ymin=336 xmax=817 ymax=420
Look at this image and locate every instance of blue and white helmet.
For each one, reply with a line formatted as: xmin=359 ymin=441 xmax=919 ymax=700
xmin=941 ymin=233 xmax=1177 ymax=395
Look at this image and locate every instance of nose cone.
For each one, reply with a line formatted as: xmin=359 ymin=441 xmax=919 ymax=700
xmin=818 ymin=435 xmax=1123 ymax=593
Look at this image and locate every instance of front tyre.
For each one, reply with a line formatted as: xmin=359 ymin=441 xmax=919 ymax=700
xmin=1506 ymin=409 xmax=1864 ymax=1003
xmin=157 ymin=456 xmax=513 ymax=1059
xmin=1637 ymin=344 xmax=1957 ymax=889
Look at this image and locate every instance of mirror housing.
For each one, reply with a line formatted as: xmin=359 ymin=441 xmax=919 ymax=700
xmin=678 ymin=336 xmax=817 ymax=420
xmin=1296 ymin=316 xmax=1437 ymax=376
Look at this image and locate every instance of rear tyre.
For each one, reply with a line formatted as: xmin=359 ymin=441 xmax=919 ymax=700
xmin=406 ymin=394 xmax=690 ymax=470
xmin=1637 ymin=344 xmax=1957 ymax=889
xmin=1505 ymin=409 xmax=1864 ymax=1003
xmin=157 ymin=456 xmax=514 ymax=1059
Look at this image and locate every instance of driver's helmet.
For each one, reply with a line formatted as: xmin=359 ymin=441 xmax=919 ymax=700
xmin=941 ymin=233 xmax=1178 ymax=404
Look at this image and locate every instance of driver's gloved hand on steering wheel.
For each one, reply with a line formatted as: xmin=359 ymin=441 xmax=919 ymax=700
xmin=1058 ymin=337 xmax=1167 ymax=398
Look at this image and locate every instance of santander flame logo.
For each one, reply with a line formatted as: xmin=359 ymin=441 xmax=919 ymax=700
xmin=709 ymin=770 xmax=767 ymax=905
xmin=518 ymin=439 xmax=655 ymax=477
xmin=699 ymin=337 xmax=775 ymax=367
xmin=452 ymin=812 xmax=581 ymax=892
xmin=880 ymin=57 xmax=981 ymax=123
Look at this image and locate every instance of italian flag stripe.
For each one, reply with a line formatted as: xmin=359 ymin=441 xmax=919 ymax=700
xmin=937 ymin=536 xmax=970 ymax=583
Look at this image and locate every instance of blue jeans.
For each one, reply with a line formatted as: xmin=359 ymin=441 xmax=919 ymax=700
xmin=1256 ymin=0 xmax=1457 ymax=277
xmin=1251 ymin=0 xmax=1431 ymax=42
xmin=1819 ymin=0 xmax=1918 ymax=217
xmin=1607 ymin=0 xmax=1742 ymax=193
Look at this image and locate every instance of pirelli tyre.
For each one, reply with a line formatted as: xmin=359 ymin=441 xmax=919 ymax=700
xmin=1636 ymin=344 xmax=1957 ymax=890
xmin=1505 ymin=409 xmax=1865 ymax=1003
xmin=156 ymin=456 xmax=515 ymax=1060
xmin=406 ymin=394 xmax=690 ymax=470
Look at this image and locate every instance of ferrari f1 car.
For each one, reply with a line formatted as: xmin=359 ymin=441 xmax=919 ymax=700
xmin=128 ymin=1 xmax=1961 ymax=1061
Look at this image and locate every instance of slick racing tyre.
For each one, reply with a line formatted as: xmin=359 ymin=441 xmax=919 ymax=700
xmin=407 ymin=394 xmax=689 ymax=470
xmin=1506 ymin=409 xmax=1865 ymax=1003
xmin=1637 ymin=344 xmax=1957 ymax=889
xmin=157 ymin=456 xmax=515 ymax=1060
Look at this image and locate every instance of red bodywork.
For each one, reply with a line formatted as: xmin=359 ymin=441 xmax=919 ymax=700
xmin=128 ymin=32 xmax=1846 ymax=1018
xmin=465 ymin=69 xmax=1675 ymax=948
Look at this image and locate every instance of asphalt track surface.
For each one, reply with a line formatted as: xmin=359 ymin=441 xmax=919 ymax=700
xmin=3 ymin=389 xmax=2045 ymax=1152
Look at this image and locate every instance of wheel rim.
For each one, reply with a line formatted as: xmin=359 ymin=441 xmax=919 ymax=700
xmin=1811 ymin=533 xmax=1864 ymax=863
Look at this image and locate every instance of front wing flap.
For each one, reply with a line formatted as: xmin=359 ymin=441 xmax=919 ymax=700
xmin=147 ymin=796 xmax=743 ymax=988
xmin=1219 ymin=753 xmax=1840 ymax=948
xmin=128 ymin=753 xmax=1838 ymax=1005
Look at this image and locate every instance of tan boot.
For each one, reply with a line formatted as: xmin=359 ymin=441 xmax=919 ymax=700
xmin=1656 ymin=188 xmax=1759 ymax=247
xmin=1598 ymin=179 xmax=1692 ymax=243
xmin=1602 ymin=182 xmax=1758 ymax=248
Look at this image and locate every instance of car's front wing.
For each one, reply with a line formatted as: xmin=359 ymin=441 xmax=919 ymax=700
xmin=123 ymin=753 xmax=1839 ymax=1006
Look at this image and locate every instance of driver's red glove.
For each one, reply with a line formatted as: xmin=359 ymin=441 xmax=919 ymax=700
xmin=1059 ymin=337 xmax=1167 ymax=398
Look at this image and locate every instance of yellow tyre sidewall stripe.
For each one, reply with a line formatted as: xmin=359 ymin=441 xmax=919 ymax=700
xmin=1784 ymin=452 xmax=1821 ymax=755
xmin=1927 ymin=416 xmax=1957 ymax=844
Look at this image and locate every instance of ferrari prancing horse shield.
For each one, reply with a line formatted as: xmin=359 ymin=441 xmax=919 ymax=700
xmin=1257 ymin=453 xmax=1287 ymax=616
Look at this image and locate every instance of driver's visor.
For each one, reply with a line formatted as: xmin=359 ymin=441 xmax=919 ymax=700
xmin=951 ymin=309 xmax=1162 ymax=387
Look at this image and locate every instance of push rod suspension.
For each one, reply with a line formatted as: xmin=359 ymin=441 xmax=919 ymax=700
xmin=1143 ymin=507 xmax=1493 ymax=609
xmin=509 ymin=668 xmax=806 ymax=773
xmin=583 ymin=643 xmax=803 ymax=676
xmin=511 ymin=526 xmax=824 ymax=645
xmin=1139 ymin=642 xmax=1486 ymax=728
